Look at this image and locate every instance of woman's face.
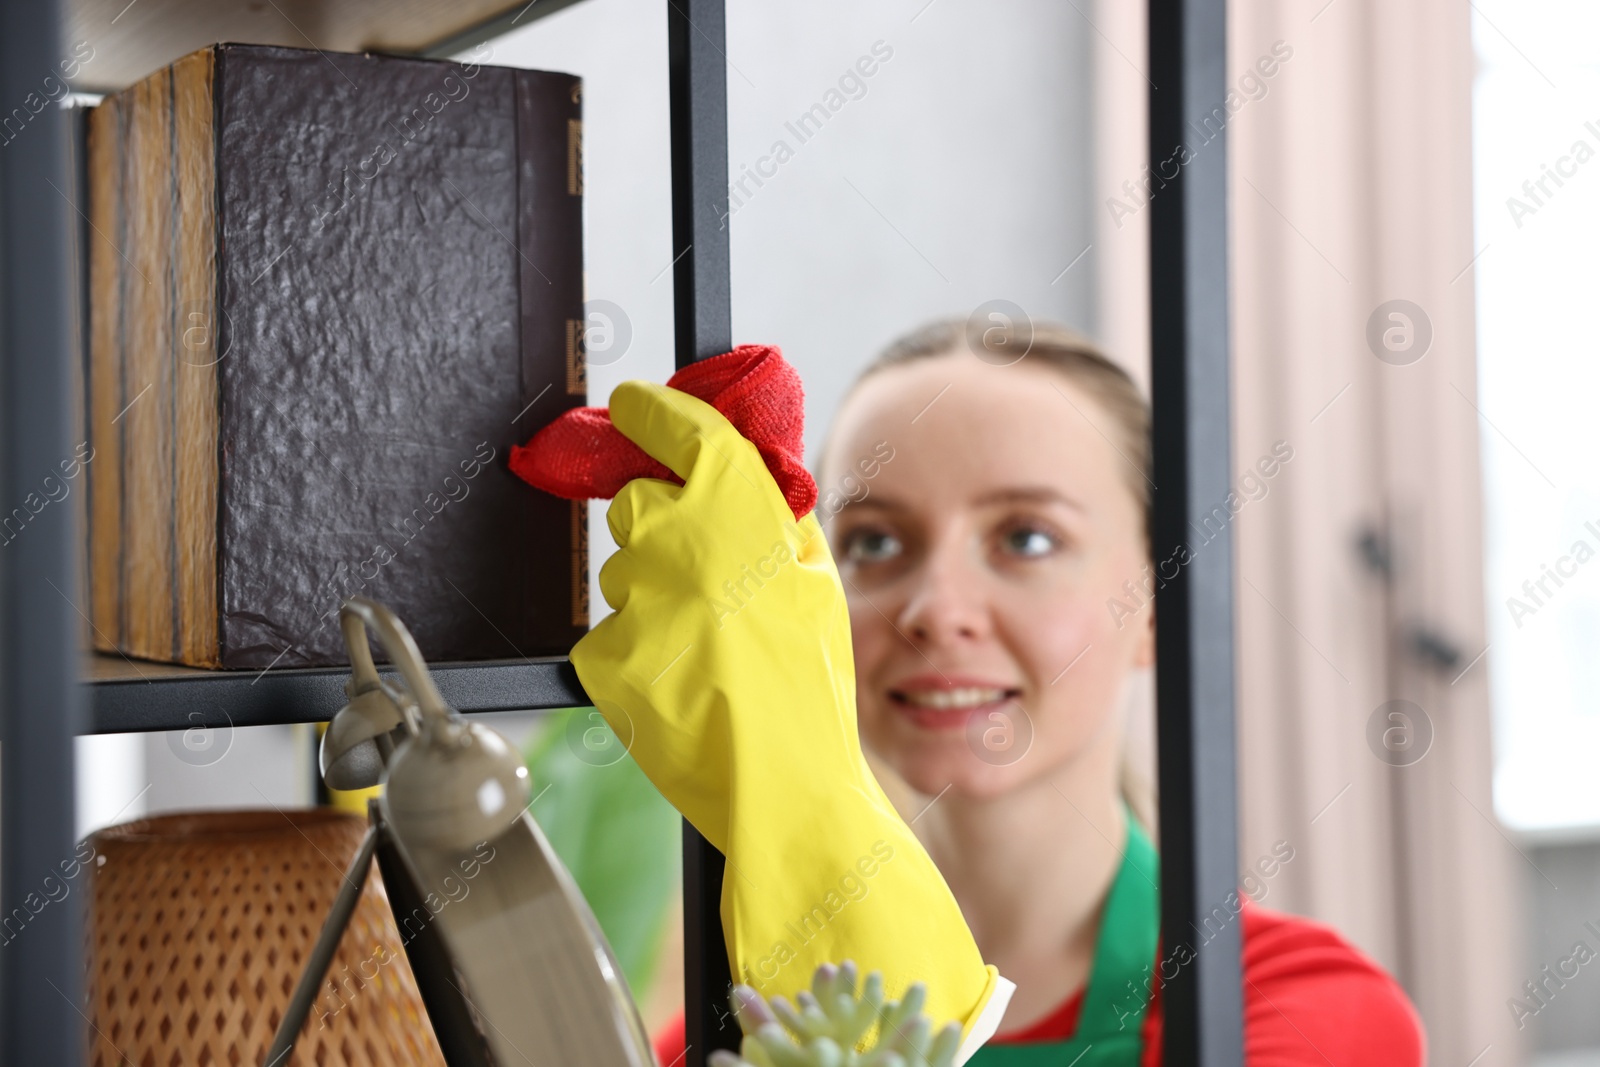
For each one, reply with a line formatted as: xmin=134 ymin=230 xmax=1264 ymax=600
xmin=821 ymin=352 xmax=1153 ymax=800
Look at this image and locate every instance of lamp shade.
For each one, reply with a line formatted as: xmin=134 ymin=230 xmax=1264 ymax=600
xmin=320 ymin=680 xmax=407 ymax=792
xmin=83 ymin=809 xmax=446 ymax=1067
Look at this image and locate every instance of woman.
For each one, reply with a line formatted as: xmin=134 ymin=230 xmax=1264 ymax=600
xmin=652 ymin=320 xmax=1423 ymax=1064
xmin=816 ymin=320 xmax=1423 ymax=1063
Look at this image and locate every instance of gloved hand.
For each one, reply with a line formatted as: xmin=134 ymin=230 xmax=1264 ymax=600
xmin=568 ymin=381 xmax=1011 ymax=1061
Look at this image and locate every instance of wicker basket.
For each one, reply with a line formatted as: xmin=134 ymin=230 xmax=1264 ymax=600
xmin=84 ymin=808 xmax=448 ymax=1067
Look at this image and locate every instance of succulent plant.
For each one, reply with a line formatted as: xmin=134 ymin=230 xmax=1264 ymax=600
xmin=708 ymin=961 xmax=962 ymax=1067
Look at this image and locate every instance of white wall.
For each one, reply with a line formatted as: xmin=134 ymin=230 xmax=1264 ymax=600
xmin=723 ymin=1 xmax=1097 ymax=459
xmin=479 ymin=0 xmax=1098 ymax=613
xmin=73 ymin=725 xmax=314 ymax=840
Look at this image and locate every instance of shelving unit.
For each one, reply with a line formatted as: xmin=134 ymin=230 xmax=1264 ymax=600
xmin=2 ymin=0 xmax=1240 ymax=1064
xmin=83 ymin=653 xmax=588 ymax=734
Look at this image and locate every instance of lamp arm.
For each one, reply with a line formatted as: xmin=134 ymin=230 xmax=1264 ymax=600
xmin=340 ymin=608 xmax=383 ymax=695
xmin=338 ymin=597 xmax=452 ymax=723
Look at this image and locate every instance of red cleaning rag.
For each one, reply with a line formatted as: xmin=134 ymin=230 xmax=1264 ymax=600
xmin=509 ymin=345 xmax=818 ymax=520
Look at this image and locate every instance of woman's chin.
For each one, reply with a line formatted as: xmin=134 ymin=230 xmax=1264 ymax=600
xmin=883 ymin=743 xmax=1036 ymax=804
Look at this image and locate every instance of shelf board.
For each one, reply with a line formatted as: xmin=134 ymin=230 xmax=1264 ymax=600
xmin=83 ymin=652 xmax=590 ymax=734
xmin=66 ymin=0 xmax=584 ymax=94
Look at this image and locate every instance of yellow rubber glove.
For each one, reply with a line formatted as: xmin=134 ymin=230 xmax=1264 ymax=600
xmin=568 ymin=382 xmax=1012 ymax=1061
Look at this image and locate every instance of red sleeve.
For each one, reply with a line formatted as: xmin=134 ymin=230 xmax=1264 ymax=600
xmin=1231 ymin=901 xmax=1425 ymax=1066
xmin=650 ymin=902 xmax=1425 ymax=1067
xmin=653 ymin=1011 xmax=686 ymax=1067
xmin=991 ymin=900 xmax=1423 ymax=1067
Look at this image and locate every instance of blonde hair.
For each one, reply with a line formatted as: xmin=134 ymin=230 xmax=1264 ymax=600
xmin=861 ymin=319 xmax=1151 ymax=522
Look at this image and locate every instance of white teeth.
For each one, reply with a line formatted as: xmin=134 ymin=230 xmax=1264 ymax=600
xmin=900 ymin=688 xmax=1008 ymax=710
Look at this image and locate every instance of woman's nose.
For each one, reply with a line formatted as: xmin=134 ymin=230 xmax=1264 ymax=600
xmin=895 ymin=544 xmax=991 ymax=645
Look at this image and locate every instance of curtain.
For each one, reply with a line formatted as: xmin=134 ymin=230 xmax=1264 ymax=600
xmin=1095 ymin=1 xmax=1523 ymax=1062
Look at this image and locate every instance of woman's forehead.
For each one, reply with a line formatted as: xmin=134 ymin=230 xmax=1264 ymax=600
xmin=825 ymin=355 xmax=1129 ymax=498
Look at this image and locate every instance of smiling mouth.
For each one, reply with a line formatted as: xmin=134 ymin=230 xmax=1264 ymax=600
xmin=891 ymin=687 xmax=1021 ymax=710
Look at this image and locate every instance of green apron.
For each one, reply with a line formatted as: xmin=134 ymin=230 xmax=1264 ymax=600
xmin=968 ymin=817 xmax=1160 ymax=1066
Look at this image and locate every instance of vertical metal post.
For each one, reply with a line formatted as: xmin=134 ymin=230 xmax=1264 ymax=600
xmin=1 ymin=0 xmax=87 ymax=1063
xmin=667 ymin=0 xmax=736 ymax=1062
xmin=1147 ymin=0 xmax=1244 ymax=1064
xmin=668 ymin=0 xmax=733 ymax=365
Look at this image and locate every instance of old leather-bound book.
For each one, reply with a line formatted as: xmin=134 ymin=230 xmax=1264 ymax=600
xmin=86 ymin=44 xmax=588 ymax=668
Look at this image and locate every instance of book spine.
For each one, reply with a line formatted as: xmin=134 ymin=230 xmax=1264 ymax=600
xmin=114 ymin=63 xmax=177 ymax=662
xmin=84 ymin=48 xmax=221 ymax=667
xmin=516 ymin=70 xmax=590 ymax=638
xmin=170 ymin=47 xmax=219 ymax=666
xmin=85 ymin=92 xmax=125 ymax=651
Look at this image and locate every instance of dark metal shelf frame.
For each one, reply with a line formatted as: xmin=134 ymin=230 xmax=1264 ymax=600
xmin=1148 ymin=0 xmax=1244 ymax=1062
xmin=3 ymin=1 xmax=86 ymax=1061
xmin=665 ymin=0 xmax=740 ymax=1061
xmin=2 ymin=0 xmax=1240 ymax=1063
xmin=82 ymin=656 xmax=588 ymax=735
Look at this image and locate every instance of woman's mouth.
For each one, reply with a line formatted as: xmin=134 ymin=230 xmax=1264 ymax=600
xmin=887 ymin=679 xmax=1023 ymax=730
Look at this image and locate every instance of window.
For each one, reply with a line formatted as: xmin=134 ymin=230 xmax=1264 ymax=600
xmin=1475 ymin=0 xmax=1600 ymax=832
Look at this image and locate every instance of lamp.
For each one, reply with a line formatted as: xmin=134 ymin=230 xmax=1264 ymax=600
xmin=318 ymin=609 xmax=409 ymax=790
xmin=266 ymin=596 xmax=655 ymax=1067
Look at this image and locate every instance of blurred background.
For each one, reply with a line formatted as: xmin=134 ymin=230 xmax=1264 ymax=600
xmin=70 ymin=1 xmax=1600 ymax=1063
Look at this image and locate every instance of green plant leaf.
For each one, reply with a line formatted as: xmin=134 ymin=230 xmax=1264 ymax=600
xmin=523 ymin=707 xmax=681 ymax=999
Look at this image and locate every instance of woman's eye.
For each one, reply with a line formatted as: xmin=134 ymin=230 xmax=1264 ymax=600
xmin=1000 ymin=526 xmax=1059 ymax=558
xmin=844 ymin=529 xmax=903 ymax=563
